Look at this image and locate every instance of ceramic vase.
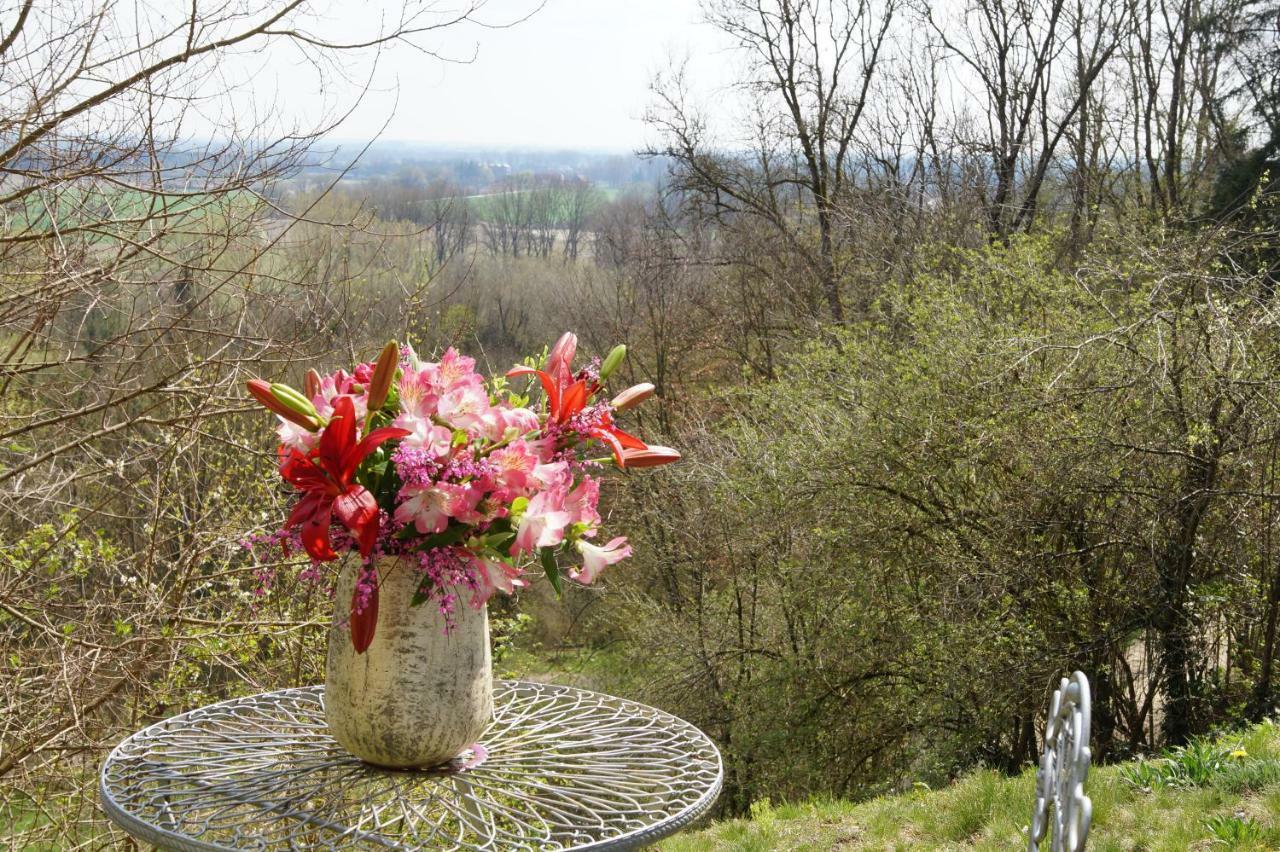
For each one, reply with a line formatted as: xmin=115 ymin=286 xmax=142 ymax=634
xmin=325 ymin=556 xmax=493 ymax=768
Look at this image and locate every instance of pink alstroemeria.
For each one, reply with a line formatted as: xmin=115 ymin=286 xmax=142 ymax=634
xmin=438 ymin=347 xmax=478 ymax=389
xmin=478 ymin=404 xmax=541 ymax=442
xmin=437 ymin=381 xmax=491 ymax=433
xmin=524 ymin=436 xmax=558 ymax=463
xmin=532 ymin=460 xmax=571 ymax=492
xmin=467 ymin=553 xmax=526 ymax=608
xmin=501 ymin=406 xmax=540 ymax=435
xmin=565 ymin=477 xmax=601 ymax=528
xmin=443 ymin=482 xmax=486 ymax=524
xmin=489 ymin=442 xmax=538 ymax=499
xmin=277 ymin=417 xmax=319 ymax=453
xmin=392 ymin=363 xmax=452 ymax=456
xmin=395 ymin=483 xmax=483 ymax=534
xmin=312 ymin=370 xmax=368 ymax=421
xmin=572 ymin=536 xmax=632 ymax=584
xmin=395 ymin=414 xmax=453 ymax=458
xmin=512 ymin=489 xmax=571 ymax=555
xmin=396 ymin=363 xmax=442 ymax=416
xmin=395 ymin=486 xmax=451 ymax=534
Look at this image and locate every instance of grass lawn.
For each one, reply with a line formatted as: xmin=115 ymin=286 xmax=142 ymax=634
xmin=666 ymin=720 xmax=1280 ymax=851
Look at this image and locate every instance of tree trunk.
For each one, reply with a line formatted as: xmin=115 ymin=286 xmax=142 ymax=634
xmin=817 ymin=204 xmax=844 ymax=323
xmin=1154 ymin=451 xmax=1218 ymax=745
xmin=1249 ymin=559 xmax=1280 ymax=720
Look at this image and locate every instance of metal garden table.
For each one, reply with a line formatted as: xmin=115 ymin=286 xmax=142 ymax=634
xmin=99 ymin=680 xmax=722 ymax=850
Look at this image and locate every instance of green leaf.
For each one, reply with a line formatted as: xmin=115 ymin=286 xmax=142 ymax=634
xmin=412 ymin=524 xmax=470 ymax=551
xmin=540 ymin=547 xmax=563 ymax=597
xmin=485 ymin=531 xmax=516 ymax=550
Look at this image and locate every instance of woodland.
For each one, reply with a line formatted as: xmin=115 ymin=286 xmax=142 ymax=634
xmin=2 ymin=0 xmax=1280 ymax=844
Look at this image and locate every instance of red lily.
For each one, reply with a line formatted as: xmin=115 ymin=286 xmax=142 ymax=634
xmin=590 ymin=408 xmax=648 ymax=467
xmin=279 ymin=395 xmax=407 ymax=654
xmin=507 ymin=332 xmax=585 ymax=424
xmin=507 ymin=332 xmax=649 ymax=466
xmin=279 ymin=395 xmax=408 ymax=561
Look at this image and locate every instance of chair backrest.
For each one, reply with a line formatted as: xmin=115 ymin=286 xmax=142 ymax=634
xmin=1029 ymin=671 xmax=1092 ymax=852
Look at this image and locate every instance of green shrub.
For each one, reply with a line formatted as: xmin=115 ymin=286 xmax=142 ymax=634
xmin=1119 ymin=735 xmax=1280 ymax=795
xmin=1203 ymin=814 xmax=1271 ymax=849
xmin=1166 ymin=739 xmax=1232 ymax=787
xmin=1215 ymin=760 xmax=1280 ymax=794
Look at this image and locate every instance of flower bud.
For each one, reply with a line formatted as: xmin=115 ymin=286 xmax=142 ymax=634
xmin=246 ymin=379 xmax=277 ymax=409
xmin=547 ymin=332 xmax=577 ymax=385
xmin=600 ymin=344 xmax=626 ymax=381
xmin=304 ymin=369 xmax=322 ymax=400
xmin=368 ymin=340 xmax=399 ymax=411
xmin=269 ymin=383 xmax=320 ymax=420
xmin=610 ymin=382 xmax=654 ymax=411
xmin=619 ymin=445 xmax=680 ymax=468
xmin=246 ymin=379 xmax=319 ymax=431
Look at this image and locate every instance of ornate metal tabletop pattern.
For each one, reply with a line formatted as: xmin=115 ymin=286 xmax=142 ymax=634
xmin=100 ymin=681 xmax=722 ymax=850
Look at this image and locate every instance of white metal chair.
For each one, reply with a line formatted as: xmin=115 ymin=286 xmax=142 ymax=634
xmin=1029 ymin=671 xmax=1092 ymax=852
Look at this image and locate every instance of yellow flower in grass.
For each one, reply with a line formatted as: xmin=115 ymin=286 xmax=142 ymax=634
xmin=1229 ymin=748 xmax=1249 ymax=760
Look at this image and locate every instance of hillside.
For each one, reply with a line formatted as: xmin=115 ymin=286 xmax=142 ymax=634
xmin=668 ymin=721 xmax=1280 ymax=851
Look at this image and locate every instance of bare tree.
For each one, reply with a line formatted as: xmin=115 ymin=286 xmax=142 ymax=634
xmin=0 ymin=1 xmax=533 ymax=844
xmin=561 ymin=178 xmax=600 ymax=261
xmin=648 ymin=0 xmax=898 ymax=323
xmin=920 ymin=0 xmax=1127 ymax=239
xmin=483 ymin=173 xmax=534 ymax=256
xmin=421 ymin=178 xmax=473 ymax=268
xmin=1119 ymin=0 xmax=1246 ymax=217
xmin=527 ymin=177 xmax=560 ymax=258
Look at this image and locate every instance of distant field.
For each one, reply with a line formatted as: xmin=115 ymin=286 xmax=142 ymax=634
xmin=4 ymin=186 xmax=258 ymax=239
xmin=459 ymin=186 xmax=612 ymax=224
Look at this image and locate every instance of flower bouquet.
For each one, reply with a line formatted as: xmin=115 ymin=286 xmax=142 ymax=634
xmin=245 ymin=333 xmax=676 ymax=767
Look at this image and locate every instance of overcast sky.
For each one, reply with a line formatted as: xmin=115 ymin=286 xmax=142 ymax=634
xmin=247 ymin=0 xmax=740 ymax=152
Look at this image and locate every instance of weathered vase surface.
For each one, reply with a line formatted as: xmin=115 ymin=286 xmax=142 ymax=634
xmin=325 ymin=557 xmax=493 ymax=768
